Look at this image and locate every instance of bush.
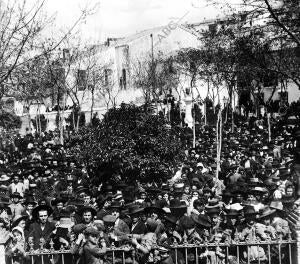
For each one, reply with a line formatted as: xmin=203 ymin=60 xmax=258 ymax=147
xmin=68 ymin=104 xmax=185 ymax=184
xmin=0 ymin=110 xmax=22 ymax=130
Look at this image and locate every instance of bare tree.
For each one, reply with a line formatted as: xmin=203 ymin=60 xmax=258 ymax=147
xmin=131 ymin=54 xmax=180 ymax=117
xmin=0 ymin=0 xmax=98 ymax=102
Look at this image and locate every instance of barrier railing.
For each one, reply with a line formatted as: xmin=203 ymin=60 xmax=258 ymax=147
xmin=2 ymin=209 xmax=300 ymax=264
xmin=5 ymin=238 xmax=297 ymax=264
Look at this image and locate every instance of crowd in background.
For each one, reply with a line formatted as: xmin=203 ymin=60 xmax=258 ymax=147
xmin=0 ymin=111 xmax=299 ymax=264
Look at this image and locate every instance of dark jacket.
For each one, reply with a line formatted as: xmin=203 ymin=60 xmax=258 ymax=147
xmin=131 ymin=220 xmax=147 ymax=235
xmin=83 ymin=242 xmax=106 ymax=264
xmin=27 ymin=221 xmax=56 ymax=249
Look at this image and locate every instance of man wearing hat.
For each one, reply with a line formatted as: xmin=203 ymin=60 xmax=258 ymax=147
xmin=270 ymin=201 xmax=291 ymax=239
xmin=83 ymin=227 xmax=107 ymax=264
xmin=257 ymin=207 xmax=277 ymax=240
xmin=192 ymin=214 xmax=212 ymax=242
xmin=128 ymin=205 xmax=147 ymax=235
xmin=109 ymin=201 xmax=130 ymax=237
xmin=239 ymin=207 xmax=268 ymax=261
xmin=22 ymin=196 xmax=37 ymax=229
xmin=28 ymin=204 xmax=55 ymax=250
xmin=9 ymin=192 xmax=25 ymax=219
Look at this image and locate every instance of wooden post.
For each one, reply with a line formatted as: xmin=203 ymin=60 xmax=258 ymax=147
xmin=267 ymin=113 xmax=271 ymax=142
xmin=217 ymin=110 xmax=222 ymax=179
xmin=204 ymin=100 xmax=207 ymax=126
xmin=216 ymin=110 xmax=220 ymax=179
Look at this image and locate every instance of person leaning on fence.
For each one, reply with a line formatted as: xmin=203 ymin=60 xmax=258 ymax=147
xmin=70 ymin=224 xmax=87 ymax=264
xmin=200 ymin=230 xmax=226 ymax=264
xmin=238 ymin=206 xmax=267 ymax=262
xmin=27 ymin=204 xmax=55 ymax=249
xmin=130 ymin=218 xmax=158 ymax=263
xmin=82 ymin=226 xmax=107 ymax=264
xmin=6 ymin=226 xmax=28 ymax=264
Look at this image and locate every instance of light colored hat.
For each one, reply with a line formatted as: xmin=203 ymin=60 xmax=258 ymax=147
xmin=270 ymin=201 xmax=284 ymax=211
xmin=58 ymin=218 xmax=74 ymax=229
xmin=12 ymin=226 xmax=24 ymax=239
xmin=0 ymin=175 xmax=10 ymax=182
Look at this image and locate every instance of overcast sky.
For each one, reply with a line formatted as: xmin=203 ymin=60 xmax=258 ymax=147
xmin=43 ymin=0 xmax=227 ymax=43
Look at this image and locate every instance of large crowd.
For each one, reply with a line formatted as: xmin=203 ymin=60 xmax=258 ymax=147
xmin=0 ymin=111 xmax=299 ymax=264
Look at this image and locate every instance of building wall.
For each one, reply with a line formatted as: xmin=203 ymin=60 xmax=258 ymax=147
xmin=263 ymin=81 xmax=300 ymax=103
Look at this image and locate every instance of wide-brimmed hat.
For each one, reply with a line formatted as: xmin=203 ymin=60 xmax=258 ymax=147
xmin=11 ymin=215 xmax=28 ymax=228
xmin=0 ymin=175 xmax=10 ymax=182
xmin=249 ymin=187 xmax=269 ymax=194
xmin=243 ymin=206 xmax=258 ymax=216
xmin=270 ymin=201 xmax=284 ymax=211
xmin=206 ymin=207 xmax=220 ymax=216
xmin=205 ymin=199 xmax=220 ymax=209
xmin=163 ymin=215 xmax=178 ymax=225
xmin=11 ymin=192 xmax=22 ymax=199
xmin=103 ymin=214 xmax=117 ymax=224
xmin=225 ymin=209 xmax=241 ymax=217
xmin=258 ymin=207 xmax=276 ymax=219
xmin=128 ymin=205 xmax=144 ymax=215
xmin=57 ymin=217 xmax=74 ymax=228
xmin=179 ymin=215 xmax=195 ymax=230
xmin=191 ymin=214 xmax=211 ymax=228
xmin=109 ymin=201 xmax=122 ymax=210
xmin=22 ymin=196 xmax=37 ymax=206
xmin=32 ymin=204 xmax=53 ymax=219
xmin=169 ymin=199 xmax=187 ymax=217
xmin=144 ymin=204 xmax=166 ymax=216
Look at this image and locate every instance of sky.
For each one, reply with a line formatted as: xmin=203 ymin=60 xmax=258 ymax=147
xmin=42 ymin=0 xmax=227 ymax=43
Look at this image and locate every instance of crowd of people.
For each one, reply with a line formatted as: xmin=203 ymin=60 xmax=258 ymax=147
xmin=0 ymin=112 xmax=299 ymax=264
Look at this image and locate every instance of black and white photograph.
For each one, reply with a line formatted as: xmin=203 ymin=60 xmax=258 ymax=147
xmin=0 ymin=0 xmax=299 ymax=263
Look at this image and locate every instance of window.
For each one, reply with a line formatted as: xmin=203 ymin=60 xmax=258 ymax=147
xmin=77 ymin=70 xmax=86 ymax=91
xmin=120 ymin=69 xmax=127 ymax=89
xmin=104 ymin=69 xmax=112 ymax=86
xmin=208 ymin=23 xmax=217 ymax=35
xmin=63 ymin=49 xmax=70 ymax=61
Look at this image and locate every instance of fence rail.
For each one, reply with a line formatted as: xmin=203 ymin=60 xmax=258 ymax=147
xmin=5 ymin=238 xmax=297 ymax=264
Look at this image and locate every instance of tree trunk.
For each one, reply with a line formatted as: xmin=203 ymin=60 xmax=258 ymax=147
xmin=191 ymin=78 xmax=196 ymax=148
xmin=72 ymin=110 xmax=76 ymax=131
xmin=90 ymin=88 xmax=95 ymax=122
xmin=76 ymin=109 xmax=80 ymax=131
xmin=35 ymin=115 xmax=39 ymax=134
xmin=28 ymin=111 xmax=32 ymax=134
xmin=38 ymin=103 xmax=42 ymax=134
xmin=204 ymin=100 xmax=207 ymax=126
xmin=216 ymin=109 xmax=222 ymax=179
xmin=216 ymin=110 xmax=220 ymax=179
xmin=267 ymin=112 xmax=271 ymax=142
